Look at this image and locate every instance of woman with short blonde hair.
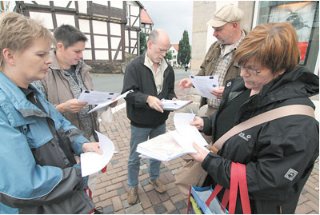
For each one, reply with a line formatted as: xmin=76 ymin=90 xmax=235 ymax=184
xmin=0 ymin=12 xmax=100 ymax=214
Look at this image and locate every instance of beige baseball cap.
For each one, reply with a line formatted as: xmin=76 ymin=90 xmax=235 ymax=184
xmin=207 ymin=4 xmax=244 ymax=28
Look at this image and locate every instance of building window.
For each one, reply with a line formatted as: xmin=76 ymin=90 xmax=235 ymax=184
xmin=257 ymin=1 xmax=319 ymax=73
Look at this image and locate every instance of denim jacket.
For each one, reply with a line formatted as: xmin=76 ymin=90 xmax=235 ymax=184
xmin=0 ymin=72 xmax=93 ymax=213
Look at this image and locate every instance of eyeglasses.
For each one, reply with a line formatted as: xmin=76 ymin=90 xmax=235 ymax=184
xmin=239 ymin=65 xmax=261 ymax=76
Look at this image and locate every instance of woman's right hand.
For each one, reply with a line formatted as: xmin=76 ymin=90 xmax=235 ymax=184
xmin=191 ymin=116 xmax=204 ymax=131
xmin=57 ymin=99 xmax=87 ymax=113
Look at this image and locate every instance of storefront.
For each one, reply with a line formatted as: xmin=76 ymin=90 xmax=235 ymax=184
xmin=255 ymin=1 xmax=319 ymax=75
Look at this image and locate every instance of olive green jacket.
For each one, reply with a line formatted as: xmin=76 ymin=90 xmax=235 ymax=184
xmin=197 ymin=41 xmax=241 ymax=107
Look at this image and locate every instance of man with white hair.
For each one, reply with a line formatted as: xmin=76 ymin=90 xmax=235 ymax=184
xmin=179 ymin=4 xmax=246 ymax=116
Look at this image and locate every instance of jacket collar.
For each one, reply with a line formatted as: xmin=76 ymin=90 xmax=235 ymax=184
xmin=0 ymin=72 xmax=47 ymax=118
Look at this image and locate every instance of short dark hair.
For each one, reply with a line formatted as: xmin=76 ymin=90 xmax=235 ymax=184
xmin=54 ymin=24 xmax=87 ymax=48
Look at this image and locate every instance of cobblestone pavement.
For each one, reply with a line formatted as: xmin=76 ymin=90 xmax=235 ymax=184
xmin=92 ymin=82 xmax=319 ymax=214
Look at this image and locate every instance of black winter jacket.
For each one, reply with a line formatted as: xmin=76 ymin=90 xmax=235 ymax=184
xmin=122 ymin=54 xmax=176 ymax=127
xmin=201 ymin=66 xmax=319 ymax=213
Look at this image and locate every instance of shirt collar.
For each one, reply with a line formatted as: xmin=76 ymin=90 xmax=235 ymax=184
xmin=220 ymin=30 xmax=246 ymax=56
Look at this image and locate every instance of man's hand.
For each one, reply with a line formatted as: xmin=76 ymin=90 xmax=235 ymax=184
xmin=188 ymin=142 xmax=210 ymax=162
xmin=146 ymin=96 xmax=164 ymax=113
xmin=179 ymin=78 xmax=193 ymax=88
xmin=190 ymin=116 xmax=204 ymax=131
xmin=56 ymin=98 xmax=87 ymax=113
xmin=211 ymin=86 xmax=225 ymax=99
xmin=82 ymin=142 xmax=103 ymax=154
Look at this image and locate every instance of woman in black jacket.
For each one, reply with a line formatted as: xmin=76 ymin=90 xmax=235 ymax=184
xmin=189 ymin=22 xmax=319 ymax=213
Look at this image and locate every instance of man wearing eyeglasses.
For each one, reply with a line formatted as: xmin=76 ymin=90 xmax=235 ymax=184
xmin=122 ymin=29 xmax=176 ymax=205
xmin=179 ymin=4 xmax=246 ymax=117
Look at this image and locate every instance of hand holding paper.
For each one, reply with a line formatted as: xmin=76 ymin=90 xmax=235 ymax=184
xmin=78 ymin=90 xmax=119 ymax=105
xmin=190 ymin=75 xmax=219 ymax=99
xmin=188 ymin=142 xmax=210 ymax=163
xmin=80 ymin=131 xmax=115 ymax=177
xmin=161 ymin=99 xmax=192 ymax=111
xmin=136 ymin=113 xmax=208 ymax=161
xmin=82 ymin=142 xmax=103 ymax=154
xmin=88 ymin=90 xmax=133 ymax=113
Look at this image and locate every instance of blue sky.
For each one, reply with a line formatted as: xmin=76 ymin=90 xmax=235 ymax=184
xmin=140 ymin=0 xmax=193 ymax=44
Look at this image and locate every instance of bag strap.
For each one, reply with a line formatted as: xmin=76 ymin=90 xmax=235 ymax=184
xmin=213 ymin=105 xmax=314 ymax=150
xmin=205 ymin=184 xmax=230 ymax=211
xmin=229 ymin=162 xmax=251 ymax=214
xmin=237 ymin=163 xmax=251 ymax=213
xmin=205 ymin=185 xmax=223 ymax=206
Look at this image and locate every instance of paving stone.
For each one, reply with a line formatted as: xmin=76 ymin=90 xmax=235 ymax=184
xmin=159 ymin=192 xmax=170 ymax=202
xmin=153 ymin=203 xmax=167 ymax=214
xmin=99 ymin=190 xmax=118 ymax=201
xmin=305 ymin=200 xmax=319 ymax=212
xmin=295 ymin=202 xmax=313 ymax=214
xmin=162 ymin=200 xmax=176 ymax=213
xmin=171 ymin=193 xmax=186 ymax=203
xmin=122 ymin=199 xmax=129 ymax=208
xmin=96 ymin=197 xmax=112 ymax=207
xmin=115 ymin=209 xmax=125 ymax=214
xmin=167 ymin=187 xmax=180 ymax=197
xmin=125 ymin=203 xmax=143 ymax=214
xmin=297 ymin=194 xmax=308 ymax=204
xmin=140 ymin=178 xmax=149 ymax=186
xmin=146 ymin=190 xmax=161 ymax=205
xmin=143 ymin=184 xmax=153 ymax=192
xmin=112 ymin=196 xmax=123 ymax=212
xmin=143 ymin=207 xmax=155 ymax=214
xmin=139 ymin=192 xmax=152 ymax=209
xmin=117 ymin=187 xmax=126 ymax=196
xmin=175 ymin=200 xmax=187 ymax=210
xmin=169 ymin=209 xmax=180 ymax=214
xmin=141 ymin=168 xmax=148 ymax=174
xmin=104 ymin=182 xmax=123 ymax=192
xmin=103 ymin=205 xmax=114 ymax=214
xmin=110 ymin=159 xmax=119 ymax=165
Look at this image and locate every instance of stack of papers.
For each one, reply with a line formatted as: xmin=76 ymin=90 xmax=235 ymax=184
xmin=137 ymin=130 xmax=195 ymax=161
xmin=190 ymin=75 xmax=219 ymax=99
xmin=80 ymin=131 xmax=115 ymax=177
xmin=161 ymin=99 xmax=192 ymax=111
xmin=136 ymin=113 xmax=208 ymax=161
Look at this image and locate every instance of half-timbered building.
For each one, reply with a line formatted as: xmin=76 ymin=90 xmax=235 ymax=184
xmin=15 ymin=1 xmax=144 ymax=73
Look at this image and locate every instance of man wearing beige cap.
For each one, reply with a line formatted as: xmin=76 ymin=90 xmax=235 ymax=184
xmin=179 ymin=4 xmax=245 ymax=117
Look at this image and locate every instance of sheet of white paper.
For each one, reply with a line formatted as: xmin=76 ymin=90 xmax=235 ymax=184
xmin=190 ymin=75 xmax=219 ymax=99
xmin=175 ymin=125 xmax=208 ymax=147
xmin=171 ymin=130 xmax=196 ymax=153
xmin=174 ymin=113 xmax=208 ymax=147
xmin=78 ymin=90 xmax=119 ymax=105
xmin=174 ymin=112 xmax=195 ymax=127
xmin=80 ymin=131 xmax=115 ymax=177
xmin=88 ymin=90 xmax=134 ymax=113
xmin=161 ymin=99 xmax=192 ymax=111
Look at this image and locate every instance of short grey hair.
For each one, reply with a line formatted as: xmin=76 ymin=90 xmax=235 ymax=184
xmin=147 ymin=29 xmax=159 ymax=43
